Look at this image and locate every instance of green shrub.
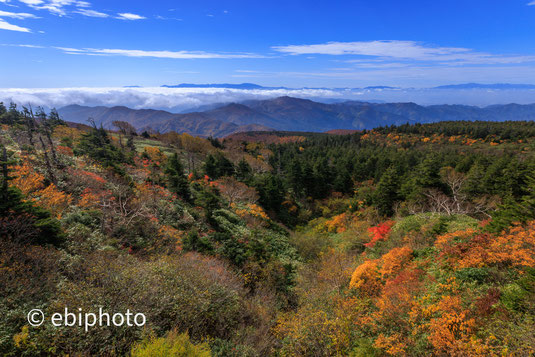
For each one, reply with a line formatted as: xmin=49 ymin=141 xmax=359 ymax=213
xmin=455 ymin=267 xmax=489 ymax=284
xmin=501 ymin=283 xmax=529 ymax=311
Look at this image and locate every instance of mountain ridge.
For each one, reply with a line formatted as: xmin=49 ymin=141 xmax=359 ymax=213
xmin=58 ymin=97 xmax=535 ymax=138
xmin=158 ymin=82 xmax=535 ymax=91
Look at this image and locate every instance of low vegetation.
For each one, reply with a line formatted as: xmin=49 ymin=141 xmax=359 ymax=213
xmin=1 ymin=101 xmax=534 ymax=355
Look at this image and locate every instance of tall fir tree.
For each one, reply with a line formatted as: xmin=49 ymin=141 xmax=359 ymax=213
xmin=374 ymin=166 xmax=401 ymax=217
xmin=165 ymin=153 xmax=192 ymax=203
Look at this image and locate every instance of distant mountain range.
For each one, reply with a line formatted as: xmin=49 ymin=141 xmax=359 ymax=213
xmin=58 ymin=96 xmax=535 ymax=138
xmin=434 ymin=83 xmax=535 ymax=90
xmin=159 ymin=82 xmax=535 ymax=91
xmin=161 ymin=83 xmax=286 ymax=90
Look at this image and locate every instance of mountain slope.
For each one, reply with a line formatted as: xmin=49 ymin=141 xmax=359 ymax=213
xmin=58 ymin=98 xmax=535 ymax=137
xmin=58 ymin=104 xmax=272 ymax=137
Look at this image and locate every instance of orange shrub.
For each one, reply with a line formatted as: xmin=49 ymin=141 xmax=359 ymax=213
xmin=436 ymin=223 xmax=535 ymax=269
xmin=35 ymin=184 xmax=72 ymax=218
xmin=349 ymin=259 xmax=381 ymax=296
xmin=143 ymin=146 xmax=167 ymax=164
xmin=428 ymin=296 xmax=476 ymax=354
xmin=12 ymin=161 xmax=72 ymax=217
xmin=379 ymin=246 xmax=413 ymax=279
xmin=12 ymin=163 xmax=45 ymax=194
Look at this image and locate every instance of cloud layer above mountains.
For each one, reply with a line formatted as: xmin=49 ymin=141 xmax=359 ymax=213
xmin=1 ymin=86 xmax=535 ymax=112
xmin=0 ymin=87 xmax=347 ymax=111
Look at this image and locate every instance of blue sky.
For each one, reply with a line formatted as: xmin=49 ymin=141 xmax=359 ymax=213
xmin=1 ymin=0 xmax=535 ymax=88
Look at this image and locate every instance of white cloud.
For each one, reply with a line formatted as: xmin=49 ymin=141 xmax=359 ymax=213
xmin=273 ymin=40 xmax=469 ymax=57
xmin=74 ymin=8 xmax=107 ymax=17
xmin=116 ymin=12 xmax=145 ymax=20
xmin=17 ymin=0 xmax=98 ymax=16
xmin=0 ymin=10 xmax=39 ymax=18
xmin=55 ymin=46 xmax=264 ymax=59
xmin=0 ymin=18 xmax=31 ymax=32
xmin=18 ymin=0 xmax=45 ymax=5
xmin=528 ymin=1 xmax=535 ymax=5
xmin=272 ymin=40 xmax=535 ymax=65
xmin=0 ymin=87 xmax=349 ymax=110
xmin=1 ymin=43 xmax=44 ymax=47
xmin=1 ymin=86 xmax=535 ymax=111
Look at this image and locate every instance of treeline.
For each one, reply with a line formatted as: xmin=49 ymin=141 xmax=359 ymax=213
xmin=376 ymin=120 xmax=535 ymax=140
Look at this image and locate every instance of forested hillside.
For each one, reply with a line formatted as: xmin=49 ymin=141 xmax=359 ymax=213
xmin=1 ymin=101 xmax=534 ymax=356
xmin=58 ymin=97 xmax=535 ymax=137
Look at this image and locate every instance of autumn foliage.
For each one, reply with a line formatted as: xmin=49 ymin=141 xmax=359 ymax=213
xmin=365 ymin=220 xmax=394 ymax=247
xmin=3 ymin=116 xmax=535 ymax=356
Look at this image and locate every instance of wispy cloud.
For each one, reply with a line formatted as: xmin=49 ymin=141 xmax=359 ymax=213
xmin=14 ymin=0 xmax=128 ymax=19
xmin=0 ymin=7 xmax=39 ymax=32
xmin=18 ymin=0 xmax=45 ymax=5
xmin=272 ymin=40 xmax=535 ymax=65
xmin=74 ymin=8 xmax=108 ymax=18
xmin=154 ymin=15 xmax=182 ymax=21
xmin=55 ymin=46 xmax=264 ymax=59
xmin=528 ymin=1 xmax=535 ymax=5
xmin=17 ymin=0 xmax=91 ymax=16
xmin=0 ymin=18 xmax=31 ymax=32
xmin=116 ymin=12 xmax=145 ymax=20
xmin=0 ymin=10 xmax=39 ymax=19
xmin=1 ymin=43 xmax=44 ymax=47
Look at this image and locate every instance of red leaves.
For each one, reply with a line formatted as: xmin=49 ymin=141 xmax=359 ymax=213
xmin=365 ymin=220 xmax=394 ymax=248
xmin=474 ymin=288 xmax=501 ymax=317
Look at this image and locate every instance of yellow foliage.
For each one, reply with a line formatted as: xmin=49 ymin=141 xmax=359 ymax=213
xmin=379 ymin=246 xmax=413 ymax=279
xmin=349 ymin=259 xmax=381 ymax=296
xmin=35 ymin=184 xmax=72 ymax=218
xmin=131 ymin=330 xmax=211 ymax=357
xmin=12 ymin=162 xmax=72 ymax=217
xmin=143 ymin=146 xmax=167 ymax=163
xmin=324 ymin=213 xmax=349 ymax=233
xmin=374 ymin=333 xmax=407 ymax=356
xmin=53 ymin=125 xmax=82 ymax=142
xmin=12 ymin=163 xmax=45 ymax=195
xmin=232 ymin=203 xmax=269 ymax=220
xmin=428 ymin=296 xmax=476 ymax=354
xmin=436 ymin=223 xmax=535 ymax=269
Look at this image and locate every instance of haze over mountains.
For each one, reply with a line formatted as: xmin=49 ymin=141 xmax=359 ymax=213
xmin=161 ymin=82 xmax=535 ymax=91
xmin=3 ymin=83 xmax=535 ymax=114
xmin=58 ymin=96 xmax=535 ymax=138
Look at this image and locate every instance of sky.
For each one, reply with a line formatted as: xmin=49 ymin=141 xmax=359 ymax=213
xmin=1 ymin=0 xmax=535 ymax=107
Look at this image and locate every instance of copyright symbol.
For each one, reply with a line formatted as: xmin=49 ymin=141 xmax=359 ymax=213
xmin=27 ymin=309 xmax=45 ymax=327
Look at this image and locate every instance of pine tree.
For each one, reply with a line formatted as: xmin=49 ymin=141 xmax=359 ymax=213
xmin=333 ymin=168 xmax=353 ymax=194
xmin=236 ymin=158 xmax=252 ymax=182
xmin=0 ymin=146 xmax=15 ymax=201
xmin=0 ymin=146 xmax=63 ymax=245
xmin=302 ymin=163 xmax=316 ymax=198
xmin=204 ymin=154 xmax=217 ymax=179
xmin=288 ymin=159 xmax=303 ymax=196
xmin=374 ymin=166 xmax=401 ymax=217
xmin=77 ymin=122 xmax=126 ymax=169
xmin=165 ymin=153 xmax=192 ymax=202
